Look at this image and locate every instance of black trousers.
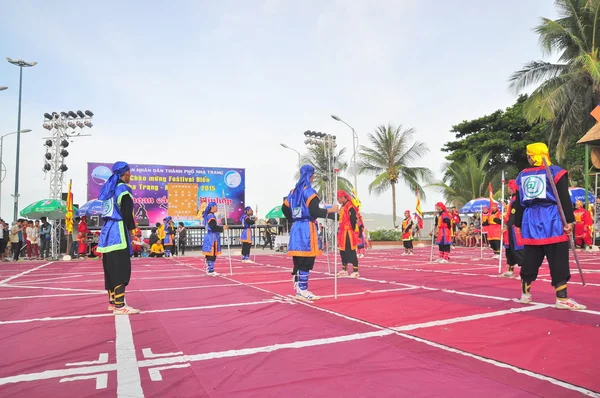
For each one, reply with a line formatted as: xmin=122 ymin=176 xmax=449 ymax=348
xmin=489 ymin=240 xmax=501 ymax=254
xmin=520 ymin=242 xmax=570 ymax=287
xmin=242 ymin=242 xmax=252 ymax=256
xmin=102 ymin=248 xmax=132 ymax=290
xmin=438 ymin=244 xmax=451 ymax=253
xmin=292 ymin=256 xmax=315 ymax=276
xmin=340 ymin=235 xmax=358 ymax=266
xmin=403 ymin=240 xmax=413 ymax=249
xmin=505 ymin=229 xmax=524 ymax=266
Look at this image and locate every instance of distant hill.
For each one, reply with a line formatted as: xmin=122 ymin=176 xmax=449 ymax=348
xmin=361 ymin=213 xmax=397 ymax=230
xmin=361 ymin=212 xmax=437 ymax=231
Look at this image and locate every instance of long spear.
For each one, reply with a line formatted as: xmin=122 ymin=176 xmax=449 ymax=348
xmin=541 ymin=158 xmax=585 ymax=286
xmin=498 ymin=171 xmax=505 ymax=273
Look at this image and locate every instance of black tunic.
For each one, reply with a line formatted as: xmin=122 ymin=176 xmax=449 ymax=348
xmin=102 ymin=192 xmax=136 ymax=290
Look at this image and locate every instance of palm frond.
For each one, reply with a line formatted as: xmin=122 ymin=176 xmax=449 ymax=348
xmin=509 ymin=61 xmax=568 ymax=92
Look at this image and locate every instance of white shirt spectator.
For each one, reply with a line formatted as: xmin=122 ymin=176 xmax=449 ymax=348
xmin=27 ymin=226 xmax=40 ymax=245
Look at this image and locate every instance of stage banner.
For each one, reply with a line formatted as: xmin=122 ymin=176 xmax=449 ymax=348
xmin=87 ymin=163 xmax=245 ymax=227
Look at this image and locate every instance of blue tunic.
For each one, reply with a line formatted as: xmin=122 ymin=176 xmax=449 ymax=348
xmin=97 ymin=183 xmax=133 ymax=254
xmin=202 ymin=213 xmax=222 ymax=256
xmin=516 ymin=165 xmax=568 ymax=245
xmin=240 ymin=216 xmax=252 ymax=243
xmin=285 ymin=187 xmax=321 ymax=257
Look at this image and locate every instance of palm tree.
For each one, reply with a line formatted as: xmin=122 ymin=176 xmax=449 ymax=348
xmin=509 ymin=0 xmax=600 ymax=160
xmin=429 ymin=152 xmax=515 ymax=208
xmin=297 ymin=145 xmax=353 ymax=199
xmin=359 ymin=124 xmax=432 ymax=227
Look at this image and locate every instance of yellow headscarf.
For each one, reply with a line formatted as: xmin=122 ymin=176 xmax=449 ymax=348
xmin=526 ymin=143 xmax=552 ymax=166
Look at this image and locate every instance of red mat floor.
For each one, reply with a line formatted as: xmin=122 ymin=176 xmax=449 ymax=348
xmin=0 ymin=246 xmax=598 ymax=397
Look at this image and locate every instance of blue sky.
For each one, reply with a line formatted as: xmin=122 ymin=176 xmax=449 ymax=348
xmin=0 ymin=1 xmax=558 ymax=221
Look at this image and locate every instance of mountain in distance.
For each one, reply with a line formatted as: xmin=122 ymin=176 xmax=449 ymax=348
xmin=361 ymin=213 xmax=398 ymax=230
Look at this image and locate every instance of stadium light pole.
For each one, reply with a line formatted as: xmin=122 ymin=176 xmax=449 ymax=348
xmin=7 ymin=57 xmax=37 ymax=221
xmin=280 ymin=143 xmax=301 ymax=168
xmin=0 ymin=129 xmax=32 ymax=214
xmin=331 ymin=114 xmax=358 ymax=193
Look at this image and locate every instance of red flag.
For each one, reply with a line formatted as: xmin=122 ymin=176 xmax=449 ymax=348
xmin=488 ymin=182 xmax=494 ymax=208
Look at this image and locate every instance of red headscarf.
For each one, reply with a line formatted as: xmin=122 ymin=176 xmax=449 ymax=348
xmin=508 ymin=179 xmax=518 ymax=192
xmin=337 ymin=190 xmax=352 ymax=202
xmin=435 ymin=202 xmax=447 ymax=212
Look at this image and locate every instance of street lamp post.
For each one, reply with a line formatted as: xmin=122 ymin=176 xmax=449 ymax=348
xmin=7 ymin=57 xmax=37 ymax=221
xmin=280 ymin=143 xmax=301 ymax=168
xmin=331 ymin=115 xmax=359 ymax=193
xmin=0 ymin=129 xmax=32 ymax=215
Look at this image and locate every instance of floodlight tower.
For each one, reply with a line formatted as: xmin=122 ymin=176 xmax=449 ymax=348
xmin=41 ymin=110 xmax=93 ymax=258
xmin=303 ymin=130 xmax=337 ymax=204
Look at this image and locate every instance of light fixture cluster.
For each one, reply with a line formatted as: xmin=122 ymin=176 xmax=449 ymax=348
xmin=41 ymin=110 xmax=93 ymax=174
xmin=303 ymin=130 xmax=337 ymax=147
xmin=43 ymin=110 xmax=93 ymax=130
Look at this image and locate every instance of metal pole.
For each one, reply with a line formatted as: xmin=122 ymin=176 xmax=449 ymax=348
xmin=0 ymin=135 xmax=3 ymax=214
xmin=498 ymin=171 xmax=505 ymax=273
xmin=352 ymin=129 xmax=358 ymax=193
xmin=334 ymin=169 xmax=339 ymax=299
xmin=13 ymin=66 xmax=23 ymax=221
xmin=585 ymin=144 xmax=590 ymax=209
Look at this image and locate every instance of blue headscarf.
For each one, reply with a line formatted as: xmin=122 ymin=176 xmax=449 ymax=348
xmin=98 ymin=161 xmax=130 ymax=201
xmin=289 ymin=165 xmax=315 ymax=208
xmin=240 ymin=206 xmax=252 ymax=223
xmin=203 ymin=201 xmax=217 ymax=224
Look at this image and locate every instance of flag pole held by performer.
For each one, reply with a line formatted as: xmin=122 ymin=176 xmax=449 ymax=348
xmin=541 ymin=158 xmax=586 ymax=286
xmin=498 ymin=171 xmax=505 ymax=273
xmin=334 ymin=168 xmax=339 ymax=300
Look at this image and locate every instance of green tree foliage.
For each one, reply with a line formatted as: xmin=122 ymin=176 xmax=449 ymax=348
xmin=359 ymin=124 xmax=433 ymax=227
xmin=442 ymin=95 xmax=546 ymax=176
xmin=509 ymin=0 xmax=600 ymax=160
xmin=429 ymin=152 xmax=507 ymax=208
xmin=298 ymin=145 xmax=353 ymax=197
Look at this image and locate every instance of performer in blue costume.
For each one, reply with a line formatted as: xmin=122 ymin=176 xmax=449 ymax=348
xmin=240 ymin=206 xmax=255 ymax=263
xmin=202 ymin=201 xmax=228 ymax=276
xmin=513 ymin=143 xmax=585 ymax=310
xmin=97 ymin=161 xmax=140 ymax=315
xmin=281 ymin=165 xmax=338 ymax=301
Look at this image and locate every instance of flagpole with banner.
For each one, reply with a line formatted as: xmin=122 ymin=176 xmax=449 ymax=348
xmin=63 ymin=179 xmax=74 ymax=259
xmin=415 ymin=189 xmax=424 ymax=232
xmin=498 ymin=172 xmax=505 ymax=273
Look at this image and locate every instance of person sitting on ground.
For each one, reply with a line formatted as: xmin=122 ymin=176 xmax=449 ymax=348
xmin=150 ymin=241 xmax=165 ymax=257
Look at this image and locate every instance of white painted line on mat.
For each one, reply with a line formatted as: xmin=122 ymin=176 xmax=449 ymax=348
xmin=148 ymin=364 xmax=190 ymax=381
xmin=1 ymin=283 xmax=104 ymax=293
xmin=137 ymin=330 xmax=393 ymax=368
xmin=115 ymin=316 xmax=144 ymax=397
xmin=393 ymin=304 xmax=546 ymax=331
xmin=220 ymin=274 xmax=600 ymax=397
xmin=0 ymin=262 xmax=52 ymax=285
xmin=0 ymin=299 xmax=279 ymax=325
xmin=319 ymin=286 xmax=418 ymax=299
xmin=59 ymin=373 xmax=108 ymax=389
xmin=142 ymin=348 xmax=183 ymax=358
xmin=10 ymin=274 xmax=84 ymax=284
xmin=66 ymin=353 xmax=109 ymax=366
xmin=396 ymin=332 xmax=600 ymax=397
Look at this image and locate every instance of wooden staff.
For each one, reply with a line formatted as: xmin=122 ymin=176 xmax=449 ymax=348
xmin=541 ymin=158 xmax=585 ymax=286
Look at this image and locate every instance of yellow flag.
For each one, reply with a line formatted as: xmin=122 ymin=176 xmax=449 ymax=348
xmin=65 ymin=179 xmax=74 ymax=233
